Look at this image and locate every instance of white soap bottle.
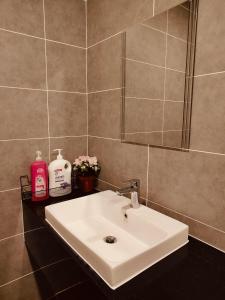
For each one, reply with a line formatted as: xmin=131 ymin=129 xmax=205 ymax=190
xmin=48 ymin=149 xmax=72 ymax=197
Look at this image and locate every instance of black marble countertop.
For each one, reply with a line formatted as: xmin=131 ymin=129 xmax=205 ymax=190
xmin=22 ymin=191 xmax=225 ymax=300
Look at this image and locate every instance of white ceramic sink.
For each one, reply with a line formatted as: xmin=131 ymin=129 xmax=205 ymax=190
xmin=45 ymin=190 xmax=188 ymax=289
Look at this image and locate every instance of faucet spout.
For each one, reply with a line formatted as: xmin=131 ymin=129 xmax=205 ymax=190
xmin=116 ymin=179 xmax=140 ymax=209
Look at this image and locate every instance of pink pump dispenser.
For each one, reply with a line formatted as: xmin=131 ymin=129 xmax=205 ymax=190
xmin=31 ymin=151 xmax=48 ymax=201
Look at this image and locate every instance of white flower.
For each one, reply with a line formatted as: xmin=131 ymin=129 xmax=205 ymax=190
xmin=88 ymin=156 xmax=98 ymax=166
xmin=74 ymin=158 xmax=81 ymax=166
xmin=79 ymin=155 xmax=90 ymax=162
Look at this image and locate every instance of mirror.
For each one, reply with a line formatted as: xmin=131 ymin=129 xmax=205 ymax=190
xmin=121 ymin=0 xmax=199 ymax=150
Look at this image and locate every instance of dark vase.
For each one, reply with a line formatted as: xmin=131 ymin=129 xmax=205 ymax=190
xmin=78 ymin=175 xmax=96 ymax=193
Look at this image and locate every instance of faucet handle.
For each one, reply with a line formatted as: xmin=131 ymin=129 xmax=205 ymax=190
xmin=123 ymin=179 xmax=140 ymax=188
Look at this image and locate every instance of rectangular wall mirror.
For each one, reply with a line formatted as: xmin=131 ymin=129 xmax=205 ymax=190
xmin=121 ymin=0 xmax=199 ymax=150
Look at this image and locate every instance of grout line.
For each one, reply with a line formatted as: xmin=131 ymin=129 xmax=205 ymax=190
xmin=0 ymin=232 xmax=24 ymax=243
xmin=146 ymin=146 xmax=150 ymax=205
xmin=0 ymin=227 xmax=45 ymax=243
xmin=125 ymin=57 xmax=164 ymax=69
xmin=161 ymin=11 xmax=169 ymax=146
xmin=43 ymin=0 xmax=51 ymax=161
xmin=194 ymin=70 xmax=225 ymax=78
xmin=48 ymin=89 xmax=86 ymax=95
xmin=46 ymin=38 xmax=86 ymax=49
xmin=0 ymin=137 xmax=49 ymax=142
xmin=180 ymin=4 xmax=191 ymax=12
xmin=125 ymin=57 xmax=185 ymax=73
xmin=0 ymin=187 xmax=20 ymax=193
xmin=167 ymin=33 xmax=187 ymax=44
xmin=0 ymin=258 xmax=70 ymax=289
xmin=87 ymin=30 xmax=123 ymax=49
xmin=98 ymin=178 xmax=120 ymax=189
xmin=0 ymin=27 xmax=44 ymax=40
xmin=50 ymin=135 xmax=87 ymax=139
xmin=0 ymin=85 xmax=86 ymax=95
xmin=124 ymin=130 xmax=183 ymax=135
xmin=0 ymin=85 xmax=45 ymax=92
xmin=88 ymin=87 xmax=122 ymax=94
xmin=125 ymin=96 xmax=184 ymax=102
xmin=50 ymin=281 xmax=88 ymax=299
xmin=88 ymin=135 xmax=120 ymax=141
xmin=141 ymin=23 xmax=188 ymax=43
xmin=152 ymin=0 xmax=155 ymax=16
xmin=0 ymin=27 xmax=86 ymax=49
xmin=146 ymin=198 xmax=225 ymax=235
xmin=141 ymin=23 xmax=165 ymax=34
xmin=188 ymin=148 xmax=225 ymax=157
xmin=2 ymin=135 xmax=225 ymax=158
xmin=0 ymin=136 xmax=87 ymax=142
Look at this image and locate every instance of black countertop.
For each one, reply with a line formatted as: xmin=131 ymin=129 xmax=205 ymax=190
xmin=22 ymin=191 xmax=225 ymax=300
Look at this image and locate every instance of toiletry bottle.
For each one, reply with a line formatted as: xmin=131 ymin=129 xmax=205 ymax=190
xmin=48 ymin=149 xmax=72 ymax=197
xmin=31 ymin=151 xmax=48 ymax=201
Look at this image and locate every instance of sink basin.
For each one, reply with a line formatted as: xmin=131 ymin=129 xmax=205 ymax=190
xmin=45 ymin=190 xmax=188 ymax=289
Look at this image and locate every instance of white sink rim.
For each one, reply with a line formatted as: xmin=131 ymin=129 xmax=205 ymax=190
xmin=45 ymin=190 xmax=189 ymax=289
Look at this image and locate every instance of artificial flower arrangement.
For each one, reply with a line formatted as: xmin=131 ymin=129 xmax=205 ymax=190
xmin=72 ymin=155 xmax=101 ymax=192
xmin=73 ymin=155 xmax=101 ymax=176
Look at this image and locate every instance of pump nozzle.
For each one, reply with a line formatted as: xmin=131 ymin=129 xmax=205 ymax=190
xmin=36 ymin=150 xmax=42 ymax=161
xmin=53 ymin=149 xmax=63 ymax=159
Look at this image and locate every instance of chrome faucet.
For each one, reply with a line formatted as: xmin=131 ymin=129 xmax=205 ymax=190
xmin=116 ymin=179 xmax=140 ymax=209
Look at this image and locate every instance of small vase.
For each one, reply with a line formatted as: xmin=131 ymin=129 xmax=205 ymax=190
xmin=78 ymin=175 xmax=96 ymax=193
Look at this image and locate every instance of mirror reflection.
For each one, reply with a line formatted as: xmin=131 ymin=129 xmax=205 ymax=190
xmin=122 ymin=0 xmax=198 ymax=150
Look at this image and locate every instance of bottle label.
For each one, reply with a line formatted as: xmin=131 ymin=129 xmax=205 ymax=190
xmin=54 ymin=168 xmax=65 ymax=183
xmin=35 ymin=174 xmax=46 ymax=197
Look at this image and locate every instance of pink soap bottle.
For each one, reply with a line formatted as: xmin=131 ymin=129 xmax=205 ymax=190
xmin=31 ymin=151 xmax=48 ymax=202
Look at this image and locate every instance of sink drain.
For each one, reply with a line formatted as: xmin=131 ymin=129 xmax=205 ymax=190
xmin=103 ymin=236 xmax=117 ymax=244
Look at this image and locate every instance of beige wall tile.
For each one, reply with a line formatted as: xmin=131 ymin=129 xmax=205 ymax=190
xmin=126 ymin=60 xmax=165 ymax=99
xmin=88 ymin=90 xmax=121 ymax=139
xmin=48 ymin=92 xmax=87 ymax=137
xmin=163 ymin=101 xmax=184 ymax=131
xmin=88 ymin=137 xmax=148 ymax=197
xmin=50 ymin=137 xmax=87 ymax=163
xmin=125 ymin=98 xmax=163 ymax=133
xmin=45 ymin=0 xmax=85 ymax=47
xmin=0 ymin=139 xmax=49 ymax=190
xmin=167 ymin=35 xmax=187 ymax=72
xmin=163 ymin=130 xmax=182 ymax=148
xmin=143 ymin=12 xmax=167 ymax=32
xmin=154 ymin=0 xmax=186 ymax=15
xmin=47 ymin=42 xmax=86 ymax=92
xmin=87 ymin=0 xmax=153 ymax=46
xmin=195 ymin=0 xmax=225 ymax=75
xmin=0 ymin=228 xmax=68 ymax=286
xmin=0 ymin=0 xmax=44 ymax=37
xmin=124 ymin=132 xmax=162 ymax=146
xmin=165 ymin=69 xmax=185 ymax=101
xmin=0 ymin=31 xmax=46 ymax=89
xmin=88 ymin=35 xmax=122 ymax=92
xmin=168 ymin=4 xmax=189 ymax=40
xmin=0 ymin=88 xmax=48 ymax=140
xmin=126 ymin=24 xmax=166 ymax=66
xmin=0 ymin=272 xmax=49 ymax=300
xmin=0 ymin=235 xmax=34 ymax=286
xmin=0 ymin=190 xmax=22 ymax=240
xmin=191 ymin=73 xmax=225 ymax=154
xmin=148 ymin=147 xmax=225 ymax=232
xmin=147 ymin=200 xmax=225 ymax=252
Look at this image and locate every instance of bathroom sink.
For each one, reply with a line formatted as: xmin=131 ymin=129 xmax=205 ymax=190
xmin=45 ymin=190 xmax=188 ymax=289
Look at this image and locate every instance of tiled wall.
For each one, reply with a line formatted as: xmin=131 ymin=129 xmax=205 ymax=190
xmin=1 ymin=1 xmax=225 ymax=296
xmin=88 ymin=0 xmax=225 ymax=251
xmin=0 ymin=0 xmax=87 ymax=293
xmin=124 ymin=4 xmax=188 ymax=147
